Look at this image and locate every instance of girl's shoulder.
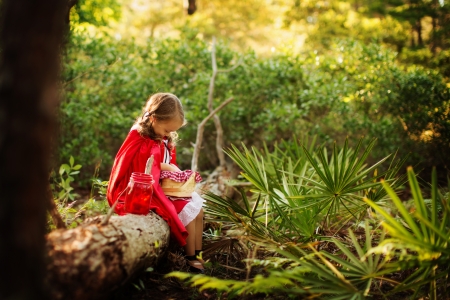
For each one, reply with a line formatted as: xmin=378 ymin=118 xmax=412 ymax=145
xmin=128 ymin=126 xmax=159 ymax=144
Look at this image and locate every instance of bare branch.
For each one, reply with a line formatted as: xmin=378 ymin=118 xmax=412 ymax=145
xmin=191 ymin=97 xmax=234 ymax=172
xmin=192 ymin=36 xmax=241 ymax=172
xmin=217 ymin=56 xmax=244 ymax=74
xmin=207 ymin=37 xmax=217 ymax=113
xmin=201 ymin=97 xmax=234 ymax=128
xmin=48 ymin=195 xmax=66 ymax=229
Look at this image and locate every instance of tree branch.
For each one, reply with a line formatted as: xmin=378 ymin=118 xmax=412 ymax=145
xmin=191 ymin=97 xmax=234 ymax=172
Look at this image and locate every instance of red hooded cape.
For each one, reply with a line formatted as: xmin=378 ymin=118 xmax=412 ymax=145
xmin=106 ymin=129 xmax=188 ymax=246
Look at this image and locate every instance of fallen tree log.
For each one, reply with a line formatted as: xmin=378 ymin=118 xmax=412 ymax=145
xmin=45 ymin=212 xmax=170 ymax=300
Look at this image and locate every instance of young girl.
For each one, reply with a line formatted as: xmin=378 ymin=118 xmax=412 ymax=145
xmin=106 ymin=92 xmax=205 ymax=273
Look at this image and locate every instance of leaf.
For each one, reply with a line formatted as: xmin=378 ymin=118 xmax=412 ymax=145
xmin=59 ymin=164 xmax=70 ymax=175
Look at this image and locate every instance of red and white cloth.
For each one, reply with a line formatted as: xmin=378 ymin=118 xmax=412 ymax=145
xmin=172 ymin=192 xmax=205 ymax=226
xmin=160 ymin=140 xmax=205 ymax=226
xmin=160 ymin=170 xmax=202 ymax=183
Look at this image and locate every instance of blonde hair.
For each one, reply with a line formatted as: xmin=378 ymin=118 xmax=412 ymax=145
xmin=134 ymin=93 xmax=186 ymax=146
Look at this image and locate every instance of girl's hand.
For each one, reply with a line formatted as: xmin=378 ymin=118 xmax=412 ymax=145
xmin=161 ymin=163 xmax=181 ymax=172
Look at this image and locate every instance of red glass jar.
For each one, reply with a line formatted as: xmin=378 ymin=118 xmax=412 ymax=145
xmin=124 ymin=172 xmax=154 ymax=215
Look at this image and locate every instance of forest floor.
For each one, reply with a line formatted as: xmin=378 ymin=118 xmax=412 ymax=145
xmin=107 ymin=223 xmax=417 ymax=300
xmin=107 ymin=240 xmax=413 ymax=300
xmin=109 ymin=231 xmax=288 ymax=300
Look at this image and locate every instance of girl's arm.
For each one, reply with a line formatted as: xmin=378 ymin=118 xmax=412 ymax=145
xmin=161 ymin=163 xmax=181 ymax=172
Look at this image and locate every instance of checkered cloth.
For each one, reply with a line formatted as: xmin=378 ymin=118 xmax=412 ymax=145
xmin=160 ymin=170 xmax=202 ymax=183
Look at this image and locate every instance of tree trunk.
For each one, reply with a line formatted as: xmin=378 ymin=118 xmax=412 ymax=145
xmin=187 ymin=0 xmax=197 ymax=15
xmin=0 ymin=0 xmax=65 ymax=298
xmin=416 ymin=18 xmax=423 ymax=47
xmin=46 ymin=213 xmax=170 ymax=300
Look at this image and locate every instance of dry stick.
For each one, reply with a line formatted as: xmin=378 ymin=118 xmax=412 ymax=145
xmin=47 ymin=174 xmax=66 ymax=229
xmin=207 ymin=37 xmax=224 ymax=168
xmin=101 ymin=188 xmax=128 ymax=226
xmin=47 ymin=185 xmax=66 ymax=229
xmin=206 ymin=37 xmax=243 ymax=169
xmin=191 ymin=97 xmax=234 ymax=172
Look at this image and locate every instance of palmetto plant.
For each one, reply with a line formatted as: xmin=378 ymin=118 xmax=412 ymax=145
xmin=174 ymin=139 xmax=450 ymax=299
xmin=204 ymin=137 xmax=406 ymax=243
xmin=205 ymin=136 xmax=320 ymax=243
xmin=364 ymin=167 xmax=450 ymax=299
xmin=275 ymin=221 xmax=399 ymax=299
xmin=300 ymin=138 xmax=408 ymax=228
xmin=169 ymin=222 xmax=397 ymax=299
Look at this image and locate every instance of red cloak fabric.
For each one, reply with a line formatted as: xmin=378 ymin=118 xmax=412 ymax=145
xmin=106 ymin=129 xmax=188 ymax=246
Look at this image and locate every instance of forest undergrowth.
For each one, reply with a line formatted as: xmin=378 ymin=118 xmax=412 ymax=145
xmin=50 ymin=138 xmax=450 ymax=300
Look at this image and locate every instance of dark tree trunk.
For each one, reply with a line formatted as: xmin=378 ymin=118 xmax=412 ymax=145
xmin=416 ymin=18 xmax=423 ymax=46
xmin=410 ymin=28 xmax=416 ymax=47
xmin=66 ymin=0 xmax=79 ymax=24
xmin=187 ymin=0 xmax=197 ymax=15
xmin=431 ymin=14 xmax=437 ymax=53
xmin=0 ymin=0 xmax=66 ymax=298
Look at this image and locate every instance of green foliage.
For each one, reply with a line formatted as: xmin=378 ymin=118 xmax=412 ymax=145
xmin=206 ymin=137 xmax=320 ymax=243
xmin=169 ymin=223 xmax=396 ymax=299
xmin=174 ymin=162 xmax=449 ymax=299
xmin=365 ymin=167 xmax=450 ymax=299
xmin=61 ymin=30 xmax=449 ymax=185
xmin=204 ymin=138 xmax=407 ymax=244
xmin=283 ymin=0 xmax=450 ymax=76
xmin=61 ymin=31 xmax=310 ymax=181
xmin=306 ymin=40 xmax=450 ymax=173
xmin=300 ymin=138 xmax=406 ymax=226
xmin=51 ymin=156 xmax=82 ymax=202
xmin=48 ymin=158 xmax=110 ymax=230
xmin=70 ymin=0 xmax=121 ymax=27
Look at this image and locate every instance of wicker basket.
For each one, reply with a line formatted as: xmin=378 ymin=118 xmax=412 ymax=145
xmin=161 ymin=173 xmax=196 ymax=197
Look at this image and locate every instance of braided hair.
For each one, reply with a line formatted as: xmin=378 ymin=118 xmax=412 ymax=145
xmin=134 ymin=93 xmax=186 ymax=147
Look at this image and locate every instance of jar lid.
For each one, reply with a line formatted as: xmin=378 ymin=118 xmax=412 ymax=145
xmin=130 ymin=172 xmax=154 ymax=184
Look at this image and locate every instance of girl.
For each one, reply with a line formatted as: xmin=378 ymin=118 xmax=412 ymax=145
xmin=106 ymin=92 xmax=205 ymax=273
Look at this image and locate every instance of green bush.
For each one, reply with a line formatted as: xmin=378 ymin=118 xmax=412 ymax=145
xmin=60 ymin=32 xmax=449 ymax=185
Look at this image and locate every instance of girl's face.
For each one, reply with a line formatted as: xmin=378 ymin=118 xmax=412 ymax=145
xmin=151 ymin=117 xmax=183 ymax=139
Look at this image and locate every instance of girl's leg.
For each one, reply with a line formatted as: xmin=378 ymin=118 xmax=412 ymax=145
xmin=184 ymin=209 xmax=205 ymax=272
xmin=195 ymin=208 xmax=204 ymax=251
xmin=184 ymin=221 xmax=196 ymax=256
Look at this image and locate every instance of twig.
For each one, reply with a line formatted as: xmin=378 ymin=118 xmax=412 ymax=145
xmin=47 ymin=177 xmax=66 ymax=229
xmin=218 ymin=264 xmax=246 ymax=272
xmin=101 ymin=199 xmax=119 ymax=226
xmin=191 ymin=97 xmax=234 ymax=172
xmin=101 ymin=187 xmax=127 ymax=225
xmin=206 ymin=37 xmax=227 ymax=168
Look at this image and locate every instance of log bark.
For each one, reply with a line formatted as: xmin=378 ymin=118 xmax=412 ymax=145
xmin=46 ymin=212 xmax=170 ymax=300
